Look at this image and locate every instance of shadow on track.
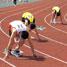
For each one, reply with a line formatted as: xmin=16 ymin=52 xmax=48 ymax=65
xmin=32 ymin=39 xmax=48 ymax=43
xmin=8 ymin=55 xmax=46 ymax=61
xmin=61 ymin=23 xmax=67 ymax=25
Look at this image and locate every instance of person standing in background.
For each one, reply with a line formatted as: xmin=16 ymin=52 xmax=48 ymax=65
xmin=13 ymin=0 xmax=17 ymax=6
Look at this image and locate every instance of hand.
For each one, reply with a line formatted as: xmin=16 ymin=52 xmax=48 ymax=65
xmin=3 ymin=55 xmax=9 ymax=59
xmin=33 ymin=54 xmax=37 ymax=58
xmin=61 ymin=22 xmax=63 ymax=24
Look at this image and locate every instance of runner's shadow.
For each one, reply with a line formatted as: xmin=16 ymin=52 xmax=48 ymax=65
xmin=32 ymin=39 xmax=48 ymax=43
xmin=56 ymin=23 xmax=67 ymax=25
xmin=18 ymin=56 xmax=46 ymax=61
xmin=62 ymin=23 xmax=67 ymax=25
xmin=9 ymin=56 xmax=46 ymax=61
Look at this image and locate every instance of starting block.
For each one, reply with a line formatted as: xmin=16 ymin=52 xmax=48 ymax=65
xmin=37 ymin=26 xmax=45 ymax=31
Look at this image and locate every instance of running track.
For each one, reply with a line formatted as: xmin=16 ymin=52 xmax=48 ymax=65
xmin=0 ymin=0 xmax=67 ymax=67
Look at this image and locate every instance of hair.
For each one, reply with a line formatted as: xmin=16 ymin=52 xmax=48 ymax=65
xmin=21 ymin=31 xmax=29 ymax=39
xmin=22 ymin=17 xmax=35 ymax=25
xmin=30 ymin=23 xmax=36 ymax=29
xmin=22 ymin=17 xmax=25 ymax=22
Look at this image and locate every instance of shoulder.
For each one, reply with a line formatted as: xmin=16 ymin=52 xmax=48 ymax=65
xmin=52 ymin=6 xmax=56 ymax=10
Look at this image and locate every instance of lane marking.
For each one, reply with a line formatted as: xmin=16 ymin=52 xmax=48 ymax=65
xmin=32 ymin=31 xmax=67 ymax=46
xmin=24 ymin=44 xmax=67 ymax=64
xmin=64 ymin=13 xmax=67 ymax=21
xmin=2 ymin=31 xmax=67 ymax=64
xmin=0 ymin=0 xmax=67 ymax=65
xmin=0 ymin=0 xmax=55 ymax=14
xmin=44 ymin=4 xmax=67 ymax=34
xmin=0 ymin=57 xmax=16 ymax=67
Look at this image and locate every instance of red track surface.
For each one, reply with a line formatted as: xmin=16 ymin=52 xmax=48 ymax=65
xmin=0 ymin=0 xmax=67 ymax=67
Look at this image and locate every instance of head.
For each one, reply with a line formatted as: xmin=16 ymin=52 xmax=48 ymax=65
xmin=30 ymin=23 xmax=36 ymax=30
xmin=21 ymin=31 xmax=29 ymax=39
xmin=22 ymin=18 xmax=35 ymax=25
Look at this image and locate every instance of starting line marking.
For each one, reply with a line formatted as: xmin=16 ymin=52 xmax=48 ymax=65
xmin=0 ymin=57 xmax=16 ymax=67
xmin=24 ymin=44 xmax=67 ymax=64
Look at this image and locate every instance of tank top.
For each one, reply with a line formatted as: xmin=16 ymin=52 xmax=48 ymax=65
xmin=10 ymin=20 xmax=27 ymax=34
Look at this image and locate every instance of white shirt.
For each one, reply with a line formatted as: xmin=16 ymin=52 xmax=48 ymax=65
xmin=10 ymin=20 xmax=27 ymax=34
xmin=10 ymin=20 xmax=28 ymax=42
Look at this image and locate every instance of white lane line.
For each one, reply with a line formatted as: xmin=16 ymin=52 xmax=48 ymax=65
xmin=0 ymin=57 xmax=16 ymax=67
xmin=0 ymin=0 xmax=65 ymax=17
xmin=1 ymin=28 xmax=67 ymax=64
xmin=0 ymin=0 xmax=67 ymax=65
xmin=24 ymin=44 xmax=67 ymax=64
xmin=31 ymin=36 xmax=35 ymax=39
xmin=44 ymin=4 xmax=67 ymax=34
xmin=64 ymin=13 xmax=67 ymax=21
xmin=0 ymin=0 xmax=55 ymax=14
xmin=0 ymin=0 xmax=66 ymax=46
xmin=0 ymin=0 xmax=65 ymax=29
xmin=32 ymin=31 xmax=67 ymax=46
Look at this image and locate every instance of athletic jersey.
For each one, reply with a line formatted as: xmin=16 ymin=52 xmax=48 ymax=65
xmin=22 ymin=12 xmax=34 ymax=23
xmin=52 ymin=6 xmax=60 ymax=13
xmin=9 ymin=20 xmax=28 ymax=42
xmin=9 ymin=20 xmax=27 ymax=34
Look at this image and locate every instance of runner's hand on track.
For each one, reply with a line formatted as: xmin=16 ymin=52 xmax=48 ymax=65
xmin=33 ymin=54 xmax=37 ymax=58
xmin=3 ymin=55 xmax=9 ymax=59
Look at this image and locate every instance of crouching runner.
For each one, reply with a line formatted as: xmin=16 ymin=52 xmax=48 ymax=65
xmin=4 ymin=20 xmax=37 ymax=59
xmin=21 ymin=12 xmax=41 ymax=40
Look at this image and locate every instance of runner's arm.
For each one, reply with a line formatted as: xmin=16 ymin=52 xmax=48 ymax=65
xmin=28 ymin=36 xmax=37 ymax=57
xmin=4 ymin=28 xmax=16 ymax=59
xmin=34 ymin=27 xmax=41 ymax=40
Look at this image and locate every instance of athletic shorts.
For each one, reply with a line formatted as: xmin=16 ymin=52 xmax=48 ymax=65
xmin=57 ymin=11 xmax=61 ymax=16
xmin=54 ymin=10 xmax=61 ymax=16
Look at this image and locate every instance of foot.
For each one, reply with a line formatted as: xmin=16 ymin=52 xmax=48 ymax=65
xmin=53 ymin=19 xmax=56 ymax=24
xmin=11 ymin=49 xmax=22 ymax=57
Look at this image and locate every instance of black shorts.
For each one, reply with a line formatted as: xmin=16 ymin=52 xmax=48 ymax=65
xmin=9 ymin=30 xmax=12 ymax=36
xmin=54 ymin=10 xmax=61 ymax=16
xmin=57 ymin=11 xmax=61 ymax=16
